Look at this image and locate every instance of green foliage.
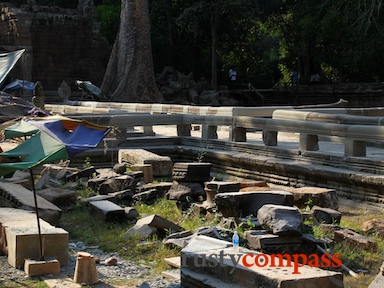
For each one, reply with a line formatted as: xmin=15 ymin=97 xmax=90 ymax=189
xmin=304 ymin=198 xmax=314 ymax=211
xmin=95 ymin=0 xmax=121 ymax=44
xmin=196 ymin=147 xmax=207 ymax=162
xmin=9 ymin=0 xmax=384 ymax=86
xmin=83 ymin=156 xmax=92 ymax=168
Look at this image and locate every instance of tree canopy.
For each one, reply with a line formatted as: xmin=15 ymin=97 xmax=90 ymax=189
xmin=146 ymin=0 xmax=384 ymax=87
xmin=11 ymin=0 xmax=384 ymax=92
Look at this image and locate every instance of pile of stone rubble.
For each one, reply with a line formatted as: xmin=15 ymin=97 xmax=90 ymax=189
xmin=1 ymin=147 xmax=384 ymax=287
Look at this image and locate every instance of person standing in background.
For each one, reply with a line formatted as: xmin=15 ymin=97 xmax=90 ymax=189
xmin=228 ymin=67 xmax=237 ymax=89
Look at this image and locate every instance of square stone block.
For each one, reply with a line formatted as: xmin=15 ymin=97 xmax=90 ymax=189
xmin=5 ymin=226 xmax=68 ymax=269
xmin=118 ymin=149 xmax=172 ymax=177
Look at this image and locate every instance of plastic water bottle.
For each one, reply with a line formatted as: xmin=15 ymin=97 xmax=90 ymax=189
xmin=232 ymin=231 xmax=239 ymax=251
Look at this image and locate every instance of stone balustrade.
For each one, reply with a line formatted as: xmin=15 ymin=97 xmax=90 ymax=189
xmin=45 ymin=103 xmax=384 ymax=158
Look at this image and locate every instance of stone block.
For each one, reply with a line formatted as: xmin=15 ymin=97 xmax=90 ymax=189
xmin=0 ymin=182 xmax=62 ymax=225
xmin=36 ymin=187 xmax=77 ymax=208
xmin=362 ymin=218 xmax=384 ymax=237
xmin=173 ymin=162 xmax=212 ymax=182
xmin=65 ymin=166 xmax=96 ymax=182
xmin=73 ymin=252 xmax=98 ymax=285
xmin=181 ymin=236 xmax=343 ymax=288
xmin=124 ymin=224 xmax=158 ymax=240
xmin=205 ymin=181 xmax=240 ymax=193
xmin=137 ymin=214 xmax=183 ymax=233
xmin=5 ymin=226 xmax=68 ymax=269
xmin=244 ymin=230 xmax=302 ymax=251
xmin=257 ymin=204 xmax=303 ymax=236
xmin=118 ymin=149 xmax=172 ymax=177
xmin=98 ymin=175 xmax=136 ymax=195
xmin=24 ymin=258 xmax=60 ymax=276
xmin=311 ymin=205 xmax=342 ymax=224
xmin=165 ymin=181 xmax=205 ymax=202
xmin=124 ymin=207 xmax=139 ymax=221
xmin=89 ymin=200 xmax=126 ymax=222
xmin=286 ymin=187 xmax=339 ymax=210
xmin=214 ymin=190 xmax=294 ymax=218
xmin=130 ymin=164 xmax=153 ymax=183
xmin=334 ymin=229 xmax=377 ymax=252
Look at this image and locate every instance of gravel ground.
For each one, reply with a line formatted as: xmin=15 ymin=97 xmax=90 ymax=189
xmin=0 ymin=241 xmax=181 ymax=288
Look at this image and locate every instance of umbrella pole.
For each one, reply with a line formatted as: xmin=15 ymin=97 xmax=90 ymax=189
xmin=29 ymin=169 xmax=44 ymax=261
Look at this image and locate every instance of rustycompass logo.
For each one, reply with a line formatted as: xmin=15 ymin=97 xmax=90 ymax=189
xmin=181 ymin=250 xmax=342 ymax=275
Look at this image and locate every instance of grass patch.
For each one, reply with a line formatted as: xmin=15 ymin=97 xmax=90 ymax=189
xmin=326 ymin=205 xmax=384 ymax=287
xmin=60 ymin=197 xmax=220 ymax=278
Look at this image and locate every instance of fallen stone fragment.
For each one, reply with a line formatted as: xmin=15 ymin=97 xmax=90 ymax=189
xmin=141 ymin=182 xmax=173 ymax=195
xmin=311 ymin=205 xmax=342 ymax=224
xmin=163 ymin=230 xmax=194 ymax=248
xmin=215 ymin=190 xmax=294 ymax=218
xmin=257 ymin=204 xmax=303 ymax=236
xmin=124 ymin=207 xmax=139 ymax=221
xmin=65 ymin=166 xmax=96 ymax=182
xmin=0 ymin=182 xmax=62 ymax=225
xmin=36 ymin=187 xmax=77 ymax=208
xmin=205 ymin=181 xmax=240 ymax=193
xmin=165 ymin=181 xmax=205 ymax=202
xmin=124 ymin=224 xmax=158 ymax=240
xmin=334 ymin=228 xmax=378 ymax=252
xmin=99 ymin=175 xmax=135 ymax=195
xmin=113 ymin=163 xmax=127 ymax=174
xmin=104 ymin=256 xmax=118 ymax=266
xmin=132 ymin=189 xmax=163 ymax=205
xmin=136 ymin=214 xmax=184 ymax=234
xmin=280 ymin=186 xmax=339 ymax=210
xmin=244 ymin=230 xmax=317 ymax=254
xmin=118 ymin=149 xmax=173 ymax=177
xmin=362 ymin=218 xmax=384 ymax=237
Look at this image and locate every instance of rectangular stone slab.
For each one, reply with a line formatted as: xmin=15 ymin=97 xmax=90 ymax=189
xmin=24 ymin=258 xmax=60 ymax=276
xmin=181 ymin=236 xmax=343 ymax=288
xmin=118 ymin=149 xmax=172 ymax=177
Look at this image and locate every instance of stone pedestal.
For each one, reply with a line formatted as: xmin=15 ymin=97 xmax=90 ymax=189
xmin=24 ymin=258 xmax=60 ymax=276
xmin=131 ymin=164 xmax=154 ymax=183
xmin=73 ymin=252 xmax=98 ymax=285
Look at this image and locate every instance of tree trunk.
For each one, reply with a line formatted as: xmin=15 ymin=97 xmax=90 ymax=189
xmin=210 ymin=0 xmax=219 ymax=90
xmin=101 ymin=0 xmax=164 ymax=103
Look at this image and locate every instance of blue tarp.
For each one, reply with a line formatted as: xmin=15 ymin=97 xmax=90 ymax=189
xmin=3 ymin=79 xmax=35 ymax=92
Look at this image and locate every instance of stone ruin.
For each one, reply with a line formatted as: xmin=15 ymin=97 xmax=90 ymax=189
xmin=0 ymin=147 xmax=383 ymax=286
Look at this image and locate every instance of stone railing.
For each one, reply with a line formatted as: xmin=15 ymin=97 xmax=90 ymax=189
xmin=45 ymin=103 xmax=384 ymax=157
xmin=46 ymin=101 xmax=290 ymax=117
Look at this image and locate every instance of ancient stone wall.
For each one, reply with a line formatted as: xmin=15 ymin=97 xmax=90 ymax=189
xmin=0 ymin=2 xmax=111 ymax=92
